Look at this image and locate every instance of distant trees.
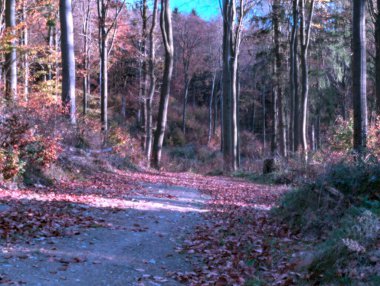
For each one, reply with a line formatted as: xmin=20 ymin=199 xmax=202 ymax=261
xmin=173 ymin=13 xmax=204 ymax=134
xmin=59 ymin=0 xmax=76 ymax=124
xmin=0 ymin=0 xmax=376 ymax=171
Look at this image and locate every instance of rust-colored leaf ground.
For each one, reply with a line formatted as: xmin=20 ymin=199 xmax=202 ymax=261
xmin=1 ymin=170 xmax=292 ymax=285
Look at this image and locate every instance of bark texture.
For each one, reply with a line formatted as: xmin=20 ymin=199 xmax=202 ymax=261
xmin=5 ymin=0 xmax=17 ymax=102
xmin=151 ymin=0 xmax=174 ymax=169
xmin=145 ymin=0 xmax=158 ymax=165
xmin=60 ymin=0 xmax=76 ymax=124
xmin=352 ymin=0 xmax=368 ymax=151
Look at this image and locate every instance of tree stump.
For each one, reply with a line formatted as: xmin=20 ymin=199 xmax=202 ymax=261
xmin=263 ymin=158 xmax=277 ymax=175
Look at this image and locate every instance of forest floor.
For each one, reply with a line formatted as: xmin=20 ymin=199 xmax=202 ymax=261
xmin=0 ymin=159 xmax=288 ymax=285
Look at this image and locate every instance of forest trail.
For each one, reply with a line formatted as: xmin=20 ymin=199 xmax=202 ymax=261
xmin=0 ymin=175 xmax=210 ymax=286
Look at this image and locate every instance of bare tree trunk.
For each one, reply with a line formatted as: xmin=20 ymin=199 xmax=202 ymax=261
xmin=145 ymin=0 xmax=158 ymax=165
xmin=353 ymin=0 xmax=368 ymax=151
xmin=375 ymin=0 xmax=380 ymax=114
xmin=22 ymin=0 xmax=29 ymax=99
xmin=82 ymin=0 xmax=91 ymax=115
xmin=299 ymin=0 xmax=314 ymax=160
xmin=262 ymin=85 xmax=267 ymax=156
xmin=60 ymin=0 xmax=76 ymax=125
xmin=140 ymin=0 xmax=148 ymax=138
xmin=273 ymin=0 xmax=286 ymax=157
xmin=5 ymin=0 xmax=17 ymax=103
xmin=271 ymin=67 xmax=278 ymax=156
xmin=222 ymin=0 xmax=244 ymax=172
xmin=208 ymin=72 xmax=217 ymax=144
xmin=47 ymin=22 xmax=55 ymax=81
xmin=100 ymin=29 xmax=108 ymax=131
xmin=181 ymin=76 xmax=191 ymax=134
xmin=151 ymin=0 xmax=174 ymax=169
xmin=290 ymin=0 xmax=300 ymax=153
xmin=97 ymin=0 xmax=123 ymax=131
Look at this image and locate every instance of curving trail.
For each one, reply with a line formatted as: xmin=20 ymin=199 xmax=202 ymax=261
xmin=0 ymin=171 xmax=286 ymax=285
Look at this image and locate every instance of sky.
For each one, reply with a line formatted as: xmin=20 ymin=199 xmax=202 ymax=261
xmin=171 ymin=0 xmax=220 ymax=20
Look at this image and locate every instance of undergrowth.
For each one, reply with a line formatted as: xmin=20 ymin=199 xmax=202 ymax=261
xmin=273 ymin=156 xmax=380 ymax=285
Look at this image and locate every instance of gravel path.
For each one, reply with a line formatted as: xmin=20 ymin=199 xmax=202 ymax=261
xmin=0 ymin=183 xmax=209 ymax=286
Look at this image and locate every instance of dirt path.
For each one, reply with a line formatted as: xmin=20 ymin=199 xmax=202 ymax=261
xmin=0 ymin=183 xmax=209 ymax=286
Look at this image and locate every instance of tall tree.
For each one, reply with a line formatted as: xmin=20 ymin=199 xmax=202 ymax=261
xmin=21 ymin=0 xmax=29 ymax=99
xmin=290 ymin=0 xmax=299 ymax=153
xmin=145 ymin=0 xmax=158 ymax=165
xmin=352 ymin=0 xmax=368 ymax=151
xmin=222 ymin=0 xmax=252 ymax=172
xmin=151 ymin=0 xmax=174 ymax=169
xmin=299 ymin=0 xmax=315 ymax=160
xmin=5 ymin=0 xmax=17 ymax=102
xmin=60 ymin=0 xmax=76 ymax=124
xmin=82 ymin=0 xmax=92 ymax=115
xmin=97 ymin=0 xmax=123 ymax=131
xmin=370 ymin=0 xmax=380 ymax=114
xmin=272 ymin=0 xmax=286 ymax=157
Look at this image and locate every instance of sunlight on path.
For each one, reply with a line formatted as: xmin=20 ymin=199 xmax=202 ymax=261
xmin=0 ymin=188 xmax=209 ymax=213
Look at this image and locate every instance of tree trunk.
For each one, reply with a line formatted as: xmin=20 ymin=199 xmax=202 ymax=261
xmin=290 ymin=0 xmax=300 ymax=153
xmin=262 ymin=85 xmax=267 ymax=156
xmin=22 ymin=0 xmax=29 ymax=99
xmin=299 ymin=0 xmax=314 ymax=160
xmin=48 ymin=23 xmax=55 ymax=81
xmin=82 ymin=0 xmax=91 ymax=115
xmin=5 ymin=0 xmax=17 ymax=103
xmin=208 ymin=72 xmax=217 ymax=144
xmin=151 ymin=0 xmax=174 ymax=169
xmin=140 ymin=0 xmax=148 ymax=136
xmin=60 ymin=0 xmax=76 ymax=125
xmin=273 ymin=0 xmax=286 ymax=157
xmin=145 ymin=0 xmax=158 ymax=165
xmin=375 ymin=0 xmax=380 ymax=114
xmin=181 ymin=76 xmax=191 ymax=134
xmin=352 ymin=0 xmax=368 ymax=151
xmin=100 ymin=30 xmax=108 ymax=131
xmin=222 ymin=0 xmax=241 ymax=172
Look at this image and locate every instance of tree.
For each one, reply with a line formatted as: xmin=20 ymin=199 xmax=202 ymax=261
xmin=60 ymin=0 xmax=76 ymax=124
xmin=173 ymin=13 xmax=204 ymax=134
xmin=272 ymin=0 xmax=286 ymax=157
xmin=221 ymin=0 xmax=252 ymax=172
xmin=136 ymin=0 xmax=148 ymax=136
xmin=145 ymin=0 xmax=158 ymax=165
xmin=5 ymin=0 xmax=17 ymax=102
xmin=290 ymin=0 xmax=300 ymax=153
xmin=299 ymin=0 xmax=315 ymax=160
xmin=21 ymin=0 xmax=29 ymax=98
xmin=151 ymin=0 xmax=174 ymax=169
xmin=352 ymin=0 xmax=368 ymax=151
xmin=369 ymin=0 xmax=380 ymax=114
xmin=81 ymin=0 xmax=92 ymax=115
xmin=97 ymin=0 xmax=124 ymax=131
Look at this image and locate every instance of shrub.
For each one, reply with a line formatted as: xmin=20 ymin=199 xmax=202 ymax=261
xmin=0 ymin=112 xmax=61 ymax=181
xmin=167 ymin=127 xmax=186 ymax=147
xmin=274 ymin=157 xmax=380 ymax=236
xmin=308 ymin=208 xmax=380 ymax=284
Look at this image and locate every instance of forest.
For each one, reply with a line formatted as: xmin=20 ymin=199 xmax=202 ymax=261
xmin=0 ymin=0 xmax=379 ymax=285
